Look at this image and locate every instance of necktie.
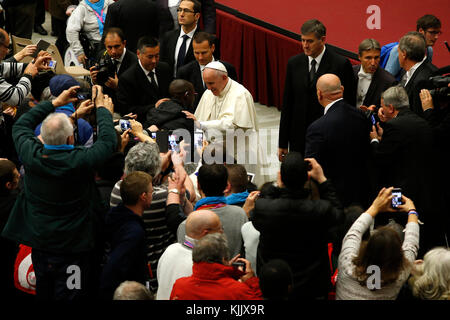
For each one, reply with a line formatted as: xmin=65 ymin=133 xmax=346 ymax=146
xmin=309 ymin=59 xmax=316 ymax=82
xmin=112 ymin=59 xmax=119 ymax=73
xmin=177 ymin=34 xmax=189 ymax=70
xmin=148 ymin=71 xmax=158 ymax=91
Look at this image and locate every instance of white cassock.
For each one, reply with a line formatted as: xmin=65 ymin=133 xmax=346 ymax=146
xmin=195 ymin=78 xmax=269 ymax=186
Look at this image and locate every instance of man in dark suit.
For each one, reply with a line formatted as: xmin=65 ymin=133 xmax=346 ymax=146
xmin=90 ymin=28 xmax=138 ymax=106
xmin=177 ymin=31 xmax=236 ymax=111
xmin=117 ymin=36 xmax=172 ymax=123
xmin=353 ymin=38 xmax=396 ymax=111
xmin=103 ymin=0 xmax=160 ymax=54
xmin=157 ymin=0 xmax=216 ymax=36
xmin=305 ymin=74 xmax=370 ymax=207
xmin=398 ymin=31 xmax=438 ymax=116
xmin=278 ymin=19 xmax=356 ymax=160
xmin=160 ymin=0 xmax=202 ymax=77
xmin=370 ymin=86 xmax=442 ymax=252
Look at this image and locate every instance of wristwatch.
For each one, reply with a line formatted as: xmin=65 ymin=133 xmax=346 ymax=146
xmin=168 ymin=188 xmax=180 ymax=194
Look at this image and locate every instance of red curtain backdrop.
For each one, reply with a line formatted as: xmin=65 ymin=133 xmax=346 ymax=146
xmin=217 ymin=10 xmax=360 ymax=110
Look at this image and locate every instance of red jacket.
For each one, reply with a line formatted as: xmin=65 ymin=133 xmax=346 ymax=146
xmin=170 ymin=262 xmax=263 ymax=300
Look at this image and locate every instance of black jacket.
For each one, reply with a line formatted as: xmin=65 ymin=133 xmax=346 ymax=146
xmin=103 ymin=0 xmax=160 ymax=54
xmin=252 ymin=181 xmax=344 ymax=299
xmin=279 ymin=45 xmax=356 ymax=154
xmin=99 ymin=204 xmax=148 ymax=300
xmin=117 ymin=61 xmax=172 ymax=123
xmin=145 ymin=98 xmax=194 ymax=132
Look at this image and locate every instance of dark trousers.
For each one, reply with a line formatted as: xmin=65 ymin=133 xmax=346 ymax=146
xmin=31 ymin=249 xmax=95 ymax=300
xmin=35 ymin=0 xmax=46 ymax=26
xmin=5 ymin=3 xmax=37 ymax=39
xmin=51 ymin=16 xmax=69 ymax=57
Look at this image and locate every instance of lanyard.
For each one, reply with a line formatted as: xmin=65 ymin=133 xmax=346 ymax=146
xmin=92 ymin=8 xmax=105 ymax=24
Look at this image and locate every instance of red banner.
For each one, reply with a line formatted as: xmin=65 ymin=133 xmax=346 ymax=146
xmin=217 ymin=0 xmax=449 ymax=68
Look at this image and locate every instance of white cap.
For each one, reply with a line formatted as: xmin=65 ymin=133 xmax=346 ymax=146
xmin=204 ymin=61 xmax=228 ymax=74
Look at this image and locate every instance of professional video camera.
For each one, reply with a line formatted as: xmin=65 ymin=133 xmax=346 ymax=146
xmin=428 ymin=75 xmax=450 ymax=98
xmin=94 ymin=53 xmax=116 ymax=86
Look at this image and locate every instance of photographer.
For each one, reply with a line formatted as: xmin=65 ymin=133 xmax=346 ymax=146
xmin=335 ymin=187 xmax=420 ymax=300
xmin=1 ymin=85 xmax=117 ymax=300
xmin=251 ymin=153 xmax=344 ymax=300
xmin=170 ymin=233 xmax=263 ymax=300
xmin=371 ymin=86 xmax=443 ymax=252
xmin=89 ymin=27 xmax=137 ymax=101
xmin=34 ymin=74 xmax=95 ymax=147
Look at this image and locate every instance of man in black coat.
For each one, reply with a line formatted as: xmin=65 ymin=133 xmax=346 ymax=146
xmin=353 ymin=38 xmax=397 ymax=111
xmin=117 ymin=36 xmax=172 ymax=123
xmin=156 ymin=0 xmax=216 ymax=36
xmin=305 ymin=74 xmax=370 ymax=208
xmin=90 ymin=27 xmax=138 ymax=106
xmin=177 ymin=31 xmax=236 ymax=111
xmin=398 ymin=31 xmax=437 ymax=116
xmin=103 ymin=0 xmax=160 ymax=54
xmin=252 ymin=154 xmax=344 ymax=300
xmin=160 ymin=0 xmax=202 ymax=77
xmin=370 ymin=86 xmax=442 ymax=252
xmin=278 ymin=19 xmax=356 ymax=160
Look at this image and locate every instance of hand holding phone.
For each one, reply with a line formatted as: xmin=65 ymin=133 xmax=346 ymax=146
xmin=391 ymin=188 xmax=403 ymax=208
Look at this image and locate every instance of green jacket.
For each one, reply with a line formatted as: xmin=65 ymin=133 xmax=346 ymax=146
xmin=2 ymin=101 xmax=117 ymax=253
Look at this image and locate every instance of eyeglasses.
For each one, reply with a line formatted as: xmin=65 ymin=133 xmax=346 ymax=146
xmin=425 ymin=30 xmax=442 ymax=36
xmin=177 ymin=8 xmax=196 ymax=14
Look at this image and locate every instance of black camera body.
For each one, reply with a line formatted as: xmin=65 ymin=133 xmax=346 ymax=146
xmin=95 ymin=53 xmax=116 ymax=86
xmin=429 ymin=75 xmax=450 ymax=98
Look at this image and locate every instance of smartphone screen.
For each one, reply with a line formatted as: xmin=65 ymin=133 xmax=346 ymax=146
xmin=119 ymin=119 xmax=131 ymax=132
xmin=391 ymin=188 xmax=402 ymax=208
xmin=371 ymin=114 xmax=376 ymax=125
xmin=247 ymin=173 xmax=255 ymax=183
xmin=168 ymin=134 xmax=180 ymax=153
xmin=194 ymin=131 xmax=203 ymax=149
xmin=32 ymin=39 xmax=50 ymax=58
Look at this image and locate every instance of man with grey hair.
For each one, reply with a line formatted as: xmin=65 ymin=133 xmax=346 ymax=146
xmin=397 ymin=31 xmax=437 ymax=116
xmin=2 ymin=85 xmax=117 ymax=300
xmin=305 ymin=74 xmax=370 ymax=207
xmin=170 ymin=233 xmax=263 ymax=300
xmin=113 ymin=281 xmax=154 ymax=300
xmin=370 ymin=86 xmax=439 ymax=250
xmin=278 ymin=19 xmax=356 ymax=161
xmin=109 ymin=141 xmax=194 ymax=292
xmin=354 ymin=38 xmax=396 ymax=110
xmin=156 ymin=209 xmax=222 ymax=300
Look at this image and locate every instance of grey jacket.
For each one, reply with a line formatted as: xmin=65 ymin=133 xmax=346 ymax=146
xmin=66 ymin=0 xmax=114 ymax=57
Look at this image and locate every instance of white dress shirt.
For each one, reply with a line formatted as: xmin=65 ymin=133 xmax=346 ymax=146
xmin=308 ymin=46 xmax=326 ymax=72
xmin=356 ymin=66 xmax=373 ymax=107
xmin=139 ymin=59 xmax=158 ymax=87
xmin=173 ymin=25 xmax=197 ymax=76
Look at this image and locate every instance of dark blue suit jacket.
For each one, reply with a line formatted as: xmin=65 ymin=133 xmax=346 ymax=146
xmin=305 ymin=99 xmax=370 ymax=207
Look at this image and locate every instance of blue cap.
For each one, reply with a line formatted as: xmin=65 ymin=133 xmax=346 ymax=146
xmin=49 ymin=74 xmax=79 ymax=97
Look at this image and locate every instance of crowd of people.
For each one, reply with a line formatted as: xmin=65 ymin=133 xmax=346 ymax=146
xmin=0 ymin=0 xmax=449 ymax=302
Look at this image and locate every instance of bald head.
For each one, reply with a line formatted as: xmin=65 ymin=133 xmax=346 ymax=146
xmin=316 ymin=74 xmax=344 ymax=106
xmin=185 ymin=210 xmax=222 ymax=239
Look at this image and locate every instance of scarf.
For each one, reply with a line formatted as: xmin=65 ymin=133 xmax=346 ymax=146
xmin=85 ymin=0 xmax=106 ymax=35
xmin=44 ymin=144 xmax=75 ymax=150
xmin=225 ymin=191 xmax=249 ymax=205
xmin=194 ymin=196 xmax=226 ymax=211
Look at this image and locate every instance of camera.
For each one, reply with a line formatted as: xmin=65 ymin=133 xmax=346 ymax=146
xmin=119 ymin=119 xmax=131 ymax=132
xmin=94 ymin=54 xmax=116 ymax=86
xmin=76 ymin=89 xmax=92 ymax=101
xmin=391 ymin=188 xmax=403 ymax=208
xmin=232 ymin=261 xmax=246 ymax=272
xmin=428 ymin=75 xmax=450 ymax=98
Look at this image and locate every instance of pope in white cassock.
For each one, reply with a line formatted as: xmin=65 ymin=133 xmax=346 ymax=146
xmin=183 ymin=61 xmax=268 ymax=186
